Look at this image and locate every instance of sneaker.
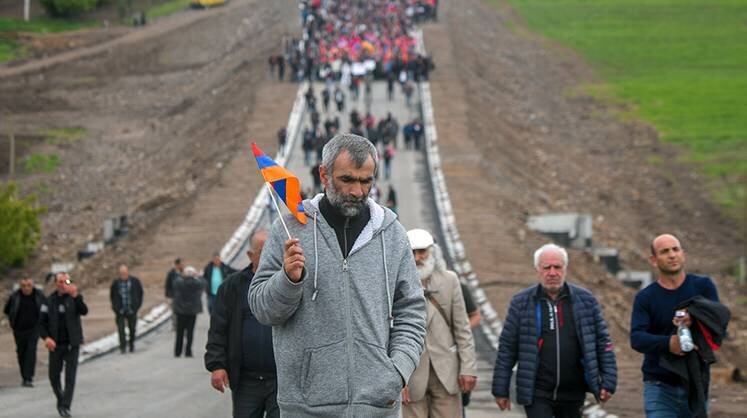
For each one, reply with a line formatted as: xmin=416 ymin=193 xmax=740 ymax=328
xmin=21 ymin=380 xmax=33 ymax=387
xmin=58 ymin=406 xmax=71 ymax=417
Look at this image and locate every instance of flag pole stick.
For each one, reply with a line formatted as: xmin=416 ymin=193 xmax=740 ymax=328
xmin=265 ymin=182 xmax=292 ymax=240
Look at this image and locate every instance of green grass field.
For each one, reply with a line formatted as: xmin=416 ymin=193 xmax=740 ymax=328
xmin=148 ymin=0 xmax=192 ymax=20
xmin=0 ymin=17 xmax=98 ymax=33
xmin=0 ymin=17 xmax=99 ymax=62
xmin=498 ymin=0 xmax=747 ymax=219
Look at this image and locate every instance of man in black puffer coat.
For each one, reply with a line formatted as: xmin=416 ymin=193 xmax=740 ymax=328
xmin=492 ymin=244 xmax=617 ymax=418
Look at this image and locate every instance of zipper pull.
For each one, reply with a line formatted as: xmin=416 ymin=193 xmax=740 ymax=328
xmin=342 ymin=258 xmax=348 ymax=272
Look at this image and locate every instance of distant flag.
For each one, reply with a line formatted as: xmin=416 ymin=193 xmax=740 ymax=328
xmin=251 ymin=143 xmax=307 ymax=225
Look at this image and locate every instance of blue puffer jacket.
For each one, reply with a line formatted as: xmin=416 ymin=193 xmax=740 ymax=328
xmin=491 ymin=283 xmax=617 ymax=405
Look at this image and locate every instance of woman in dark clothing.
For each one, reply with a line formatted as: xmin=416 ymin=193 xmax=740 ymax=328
xmin=172 ymin=266 xmax=205 ymax=357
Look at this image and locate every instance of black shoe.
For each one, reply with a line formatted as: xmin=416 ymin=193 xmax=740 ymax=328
xmin=21 ymin=380 xmax=33 ymax=387
xmin=185 ymin=352 xmax=193 ymax=357
xmin=58 ymin=407 xmax=71 ymax=417
xmin=129 ymin=345 xmax=135 ymax=353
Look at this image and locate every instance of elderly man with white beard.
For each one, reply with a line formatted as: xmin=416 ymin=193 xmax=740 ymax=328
xmin=401 ymin=228 xmax=477 ymax=418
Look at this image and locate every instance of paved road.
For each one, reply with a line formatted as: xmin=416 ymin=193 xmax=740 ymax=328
xmin=0 ymin=308 xmax=229 ymax=417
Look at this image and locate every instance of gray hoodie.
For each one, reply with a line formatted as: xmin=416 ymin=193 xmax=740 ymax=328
xmin=249 ymin=194 xmax=426 ymax=417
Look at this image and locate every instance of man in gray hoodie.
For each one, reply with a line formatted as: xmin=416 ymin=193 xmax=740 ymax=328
xmin=249 ymin=133 xmax=427 ymax=417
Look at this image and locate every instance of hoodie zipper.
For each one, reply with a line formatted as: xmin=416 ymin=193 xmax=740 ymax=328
xmin=342 ymin=216 xmax=353 ymax=408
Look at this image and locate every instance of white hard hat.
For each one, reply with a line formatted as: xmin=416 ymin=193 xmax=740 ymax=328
xmin=407 ymin=229 xmax=434 ymax=250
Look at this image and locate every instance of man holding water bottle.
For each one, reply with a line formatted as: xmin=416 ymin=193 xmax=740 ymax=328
xmin=630 ymin=234 xmax=721 ymax=417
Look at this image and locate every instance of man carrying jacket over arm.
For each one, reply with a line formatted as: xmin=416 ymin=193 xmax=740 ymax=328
xmin=630 ymin=234 xmax=721 ymax=417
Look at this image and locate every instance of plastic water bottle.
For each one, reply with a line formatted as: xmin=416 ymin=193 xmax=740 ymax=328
xmin=676 ymin=310 xmax=694 ymax=352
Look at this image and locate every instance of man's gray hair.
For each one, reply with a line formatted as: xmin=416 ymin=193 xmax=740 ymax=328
xmin=533 ymin=243 xmax=569 ymax=269
xmin=321 ymin=133 xmax=378 ymax=176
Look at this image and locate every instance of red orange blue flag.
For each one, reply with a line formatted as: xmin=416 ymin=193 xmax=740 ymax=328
xmin=251 ymin=143 xmax=307 ymax=225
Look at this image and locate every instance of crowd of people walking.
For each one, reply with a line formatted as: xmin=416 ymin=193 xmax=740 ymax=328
xmin=1 ymin=1 xmax=734 ymax=418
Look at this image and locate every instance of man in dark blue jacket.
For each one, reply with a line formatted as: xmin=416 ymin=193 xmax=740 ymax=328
xmin=492 ymin=244 xmax=617 ymax=418
xmin=204 ymin=229 xmax=278 ymax=418
xmin=630 ymin=234 xmax=720 ymax=418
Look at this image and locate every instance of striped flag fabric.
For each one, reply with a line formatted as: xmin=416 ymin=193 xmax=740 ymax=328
xmin=250 ymin=143 xmax=307 ymax=225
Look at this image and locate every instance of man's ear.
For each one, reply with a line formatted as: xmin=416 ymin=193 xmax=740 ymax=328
xmin=648 ymin=254 xmax=657 ymax=269
xmin=319 ymin=165 xmax=329 ymax=188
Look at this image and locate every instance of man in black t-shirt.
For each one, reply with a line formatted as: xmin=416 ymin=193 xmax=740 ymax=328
xmin=4 ymin=276 xmax=45 ymax=387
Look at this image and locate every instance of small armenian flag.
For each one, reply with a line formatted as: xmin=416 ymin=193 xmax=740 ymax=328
xmin=251 ymin=143 xmax=307 ymax=225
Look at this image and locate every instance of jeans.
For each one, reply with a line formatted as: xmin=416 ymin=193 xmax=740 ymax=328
xmin=644 ymin=380 xmax=693 ymax=418
xmin=115 ymin=312 xmax=137 ymax=352
xmin=207 ymin=294 xmax=216 ymax=314
xmin=232 ymin=372 xmax=279 ymax=418
xmin=49 ymin=344 xmax=79 ymax=409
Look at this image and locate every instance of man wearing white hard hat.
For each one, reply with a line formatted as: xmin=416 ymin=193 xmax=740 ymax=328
xmin=402 ymin=228 xmax=477 ymax=418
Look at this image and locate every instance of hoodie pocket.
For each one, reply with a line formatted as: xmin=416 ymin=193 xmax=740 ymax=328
xmin=352 ymin=339 xmax=401 ymax=408
xmin=301 ymin=340 xmax=349 ymax=406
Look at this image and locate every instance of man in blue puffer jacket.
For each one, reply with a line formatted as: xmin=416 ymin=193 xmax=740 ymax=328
xmin=492 ymin=243 xmax=617 ymax=418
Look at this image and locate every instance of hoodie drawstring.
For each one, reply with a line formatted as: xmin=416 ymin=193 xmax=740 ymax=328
xmin=309 ymin=207 xmax=392 ymax=331
xmin=381 ymin=234 xmax=393 ymax=328
xmin=312 ymin=212 xmax=319 ymax=301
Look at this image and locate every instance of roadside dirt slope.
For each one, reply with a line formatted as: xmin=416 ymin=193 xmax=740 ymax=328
xmin=425 ymin=0 xmax=746 ymax=416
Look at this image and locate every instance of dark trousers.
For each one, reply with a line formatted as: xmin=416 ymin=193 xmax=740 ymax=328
xmin=13 ymin=329 xmax=38 ymax=382
xmin=207 ymin=293 xmax=216 ymax=314
xmin=115 ymin=312 xmax=137 ymax=352
xmin=49 ymin=344 xmax=79 ymax=409
xmin=175 ymin=314 xmax=196 ymax=356
xmin=524 ymin=397 xmax=583 ymax=418
xmin=232 ymin=372 xmax=279 ymax=418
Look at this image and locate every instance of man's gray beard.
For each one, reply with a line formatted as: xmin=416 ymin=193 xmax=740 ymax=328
xmin=417 ymin=254 xmax=436 ymax=281
xmin=327 ymin=178 xmax=368 ymax=217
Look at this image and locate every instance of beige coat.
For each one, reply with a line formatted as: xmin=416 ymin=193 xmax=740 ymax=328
xmin=407 ymin=268 xmax=477 ymax=400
